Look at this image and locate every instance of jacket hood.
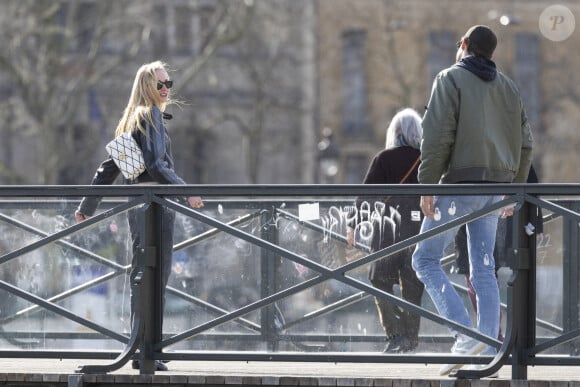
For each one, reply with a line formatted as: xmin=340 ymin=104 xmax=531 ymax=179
xmin=456 ymin=55 xmax=497 ymax=82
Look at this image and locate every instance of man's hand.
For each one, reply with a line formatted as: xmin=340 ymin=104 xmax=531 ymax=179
xmin=75 ymin=210 xmax=90 ymax=223
xmin=187 ymin=196 xmax=204 ymax=209
xmin=500 ymin=195 xmax=515 ymax=218
xmin=420 ymin=195 xmax=435 ymax=219
xmin=345 ymin=227 xmax=361 ymax=262
xmin=346 ymin=227 xmax=355 ymax=246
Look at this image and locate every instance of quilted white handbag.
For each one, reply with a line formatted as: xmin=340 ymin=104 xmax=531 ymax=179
xmin=105 ymin=132 xmax=146 ymax=180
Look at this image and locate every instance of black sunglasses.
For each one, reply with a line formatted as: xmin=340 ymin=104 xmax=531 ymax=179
xmin=156 ymin=80 xmax=173 ymax=90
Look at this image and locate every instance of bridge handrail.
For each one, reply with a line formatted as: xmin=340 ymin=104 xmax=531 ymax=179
xmin=0 ymin=184 xmax=579 ymax=379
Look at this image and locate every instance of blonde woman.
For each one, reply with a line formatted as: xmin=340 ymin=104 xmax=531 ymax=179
xmin=75 ymin=61 xmax=202 ymax=371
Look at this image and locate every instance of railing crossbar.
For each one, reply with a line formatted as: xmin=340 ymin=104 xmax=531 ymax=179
xmin=0 ymin=196 xmax=146 ymax=266
xmin=173 ymin=211 xmax=262 ymax=251
xmin=0 ymin=280 xmax=129 ymax=343
xmin=1 ymin=267 xmax=128 ymax=324
xmin=0 ymin=213 xmax=127 ymax=271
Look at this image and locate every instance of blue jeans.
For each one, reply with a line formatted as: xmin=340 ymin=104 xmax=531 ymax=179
xmin=412 ymin=195 xmax=501 ymax=350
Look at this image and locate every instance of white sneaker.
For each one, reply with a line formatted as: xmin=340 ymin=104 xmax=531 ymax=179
xmin=464 ymin=364 xmax=499 ymax=378
xmin=439 ymin=335 xmax=487 ymax=376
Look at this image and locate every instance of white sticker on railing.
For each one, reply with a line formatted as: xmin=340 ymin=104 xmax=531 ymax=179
xmin=298 ymin=202 xmax=320 ymax=221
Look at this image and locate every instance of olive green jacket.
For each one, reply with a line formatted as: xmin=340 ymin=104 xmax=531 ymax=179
xmin=419 ymin=65 xmax=533 ymax=184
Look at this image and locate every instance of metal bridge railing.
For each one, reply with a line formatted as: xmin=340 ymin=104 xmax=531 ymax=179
xmin=0 ymin=184 xmax=579 ymax=379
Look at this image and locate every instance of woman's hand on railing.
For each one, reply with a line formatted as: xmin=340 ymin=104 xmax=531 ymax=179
xmin=187 ymin=196 xmax=204 ymax=209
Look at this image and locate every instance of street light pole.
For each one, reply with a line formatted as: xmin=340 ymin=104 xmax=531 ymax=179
xmin=317 ymin=127 xmax=340 ymax=183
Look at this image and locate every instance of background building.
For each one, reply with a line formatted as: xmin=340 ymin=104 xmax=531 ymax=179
xmin=317 ymin=0 xmax=580 ymax=183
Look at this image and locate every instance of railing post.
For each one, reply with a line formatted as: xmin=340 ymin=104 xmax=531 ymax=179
xmin=510 ymin=200 xmax=534 ymax=379
xmin=260 ymin=207 xmax=280 ymax=351
xmin=138 ymin=200 xmax=165 ymax=374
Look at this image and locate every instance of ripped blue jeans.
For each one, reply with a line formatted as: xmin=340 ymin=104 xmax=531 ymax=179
xmin=412 ymin=195 xmax=501 ymax=352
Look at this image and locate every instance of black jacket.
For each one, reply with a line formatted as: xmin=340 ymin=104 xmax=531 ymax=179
xmin=350 ymin=146 xmax=422 ymax=251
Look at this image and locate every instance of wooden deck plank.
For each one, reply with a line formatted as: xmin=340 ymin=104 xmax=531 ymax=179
xmin=0 ymin=359 xmax=578 ymax=385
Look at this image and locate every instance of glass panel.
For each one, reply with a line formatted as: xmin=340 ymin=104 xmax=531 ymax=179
xmin=0 ymin=199 xmax=130 ymax=350
xmin=534 ymin=199 xmax=579 ymax=355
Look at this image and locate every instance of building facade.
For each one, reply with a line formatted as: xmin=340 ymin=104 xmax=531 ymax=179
xmin=316 ymin=0 xmax=580 ymax=183
xmin=0 ymin=0 xmax=579 ymax=185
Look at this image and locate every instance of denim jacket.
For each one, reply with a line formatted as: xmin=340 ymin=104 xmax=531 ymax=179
xmin=78 ymin=106 xmax=185 ymax=216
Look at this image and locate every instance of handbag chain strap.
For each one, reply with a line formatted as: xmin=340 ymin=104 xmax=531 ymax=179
xmin=384 ymin=155 xmax=421 ymax=204
xmin=399 ymin=155 xmax=421 ymax=184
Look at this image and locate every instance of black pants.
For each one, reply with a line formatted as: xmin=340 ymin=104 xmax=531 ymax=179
xmin=368 ymin=247 xmax=424 ymax=343
xmin=128 ymin=205 xmax=176 ymax=321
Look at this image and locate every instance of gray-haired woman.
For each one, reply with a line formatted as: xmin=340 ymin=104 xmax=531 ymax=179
xmin=347 ymin=108 xmax=424 ymax=353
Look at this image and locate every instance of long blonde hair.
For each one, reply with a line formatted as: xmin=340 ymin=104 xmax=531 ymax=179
xmin=114 ymin=61 xmax=172 ymax=137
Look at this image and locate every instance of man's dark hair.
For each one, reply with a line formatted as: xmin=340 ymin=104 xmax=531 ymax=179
xmin=464 ymin=25 xmax=497 ymax=59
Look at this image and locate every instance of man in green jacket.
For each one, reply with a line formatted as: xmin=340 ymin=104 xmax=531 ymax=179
xmin=411 ymin=25 xmax=533 ymax=376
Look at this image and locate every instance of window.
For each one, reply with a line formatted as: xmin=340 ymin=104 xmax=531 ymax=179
xmin=174 ymin=5 xmax=194 ymax=55
xmin=151 ymin=5 xmax=168 ymax=57
xmin=341 ymin=30 xmax=371 ymax=138
xmin=514 ymin=33 xmax=541 ymax=135
xmin=427 ymin=30 xmax=455 ymax=86
xmin=77 ymin=2 xmax=97 ymax=52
